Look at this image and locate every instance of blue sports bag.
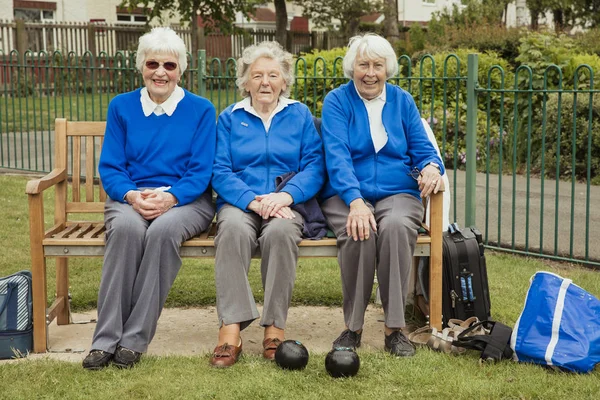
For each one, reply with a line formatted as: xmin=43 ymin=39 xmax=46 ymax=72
xmin=0 ymin=270 xmax=33 ymax=359
xmin=510 ymin=271 xmax=600 ymax=373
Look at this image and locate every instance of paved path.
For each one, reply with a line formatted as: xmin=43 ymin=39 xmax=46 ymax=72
xmin=448 ymin=170 xmax=600 ymax=263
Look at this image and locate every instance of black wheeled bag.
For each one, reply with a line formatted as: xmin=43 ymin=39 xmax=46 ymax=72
xmin=441 ymin=224 xmax=491 ymax=326
xmin=0 ymin=270 xmax=33 ymax=359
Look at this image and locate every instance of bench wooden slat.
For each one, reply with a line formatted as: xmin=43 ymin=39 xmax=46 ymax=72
xmin=86 ymin=137 xmax=95 ymax=202
xmin=83 ymin=223 xmax=106 ymax=239
xmin=66 ymin=202 xmax=105 ymax=213
xmin=66 ymin=121 xmax=107 ymax=136
xmin=73 ymin=137 xmax=81 ymax=202
xmin=99 ymin=137 xmax=107 ymax=202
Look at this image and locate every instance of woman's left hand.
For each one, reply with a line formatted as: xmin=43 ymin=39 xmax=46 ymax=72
xmin=255 ymin=192 xmax=294 ymax=219
xmin=418 ymin=164 xmax=442 ymax=198
xmin=139 ymin=189 xmax=178 ymax=220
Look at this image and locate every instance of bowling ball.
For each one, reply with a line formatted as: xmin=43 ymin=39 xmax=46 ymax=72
xmin=275 ymin=340 xmax=309 ymax=370
xmin=325 ymin=347 xmax=360 ymax=378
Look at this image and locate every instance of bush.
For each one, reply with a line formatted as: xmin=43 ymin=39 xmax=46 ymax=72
xmin=292 ymin=47 xmax=347 ymax=116
xmin=532 ymin=93 xmax=600 ymax=184
xmin=411 ymin=49 xmax=515 ymax=170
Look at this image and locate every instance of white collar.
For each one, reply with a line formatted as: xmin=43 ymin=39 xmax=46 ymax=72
xmin=140 ymin=86 xmax=185 ymax=117
xmin=232 ymin=96 xmax=298 ymax=116
xmin=355 ymin=83 xmax=386 ymax=103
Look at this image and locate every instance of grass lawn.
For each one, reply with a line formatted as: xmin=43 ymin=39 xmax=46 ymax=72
xmin=0 ymin=89 xmax=241 ymax=136
xmin=0 ymin=174 xmax=599 ymax=399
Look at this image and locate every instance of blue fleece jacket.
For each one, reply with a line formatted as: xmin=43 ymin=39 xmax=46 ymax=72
xmin=212 ymin=101 xmax=325 ymax=212
xmin=98 ymin=88 xmax=216 ymax=206
xmin=320 ymin=82 xmax=445 ymax=205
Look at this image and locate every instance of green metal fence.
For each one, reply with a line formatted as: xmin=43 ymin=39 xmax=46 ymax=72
xmin=0 ymin=50 xmax=598 ymax=267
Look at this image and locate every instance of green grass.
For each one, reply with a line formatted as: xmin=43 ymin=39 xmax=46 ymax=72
xmin=1 ymin=174 xmax=599 ymax=399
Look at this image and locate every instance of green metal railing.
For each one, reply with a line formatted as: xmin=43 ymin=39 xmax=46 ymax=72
xmin=0 ymin=50 xmax=598 ymax=267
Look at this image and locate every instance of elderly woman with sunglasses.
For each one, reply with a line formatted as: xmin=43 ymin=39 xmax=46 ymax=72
xmin=319 ymin=33 xmax=444 ymax=357
xmin=82 ymin=27 xmax=216 ymax=370
xmin=209 ymin=41 xmax=324 ymax=368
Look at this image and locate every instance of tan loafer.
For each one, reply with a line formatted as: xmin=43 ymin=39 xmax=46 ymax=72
xmin=262 ymin=337 xmax=282 ymax=360
xmin=209 ymin=339 xmax=242 ymax=368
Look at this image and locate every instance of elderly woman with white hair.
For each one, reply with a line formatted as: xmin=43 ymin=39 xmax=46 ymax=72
xmin=209 ymin=41 xmax=324 ymax=368
xmin=320 ymin=33 xmax=444 ymax=357
xmin=82 ymin=27 xmax=216 ymax=370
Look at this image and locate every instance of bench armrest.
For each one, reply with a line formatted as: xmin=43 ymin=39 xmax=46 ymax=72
xmin=26 ymin=168 xmax=67 ymax=195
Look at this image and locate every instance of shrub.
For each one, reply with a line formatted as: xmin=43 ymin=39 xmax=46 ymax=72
xmin=292 ymin=47 xmax=347 ymax=116
xmin=410 ymin=49 xmax=515 ymax=170
xmin=531 ymin=93 xmax=600 ymax=184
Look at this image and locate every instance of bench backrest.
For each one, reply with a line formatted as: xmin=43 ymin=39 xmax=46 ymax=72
xmin=55 ymin=118 xmax=107 ymax=220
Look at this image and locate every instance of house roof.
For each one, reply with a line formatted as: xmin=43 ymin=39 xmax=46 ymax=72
xmin=360 ymin=13 xmax=383 ymax=23
xmin=249 ymin=7 xmax=276 ymax=22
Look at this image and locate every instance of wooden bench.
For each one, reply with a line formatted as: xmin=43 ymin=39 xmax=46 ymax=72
xmin=26 ymin=118 xmax=444 ymax=353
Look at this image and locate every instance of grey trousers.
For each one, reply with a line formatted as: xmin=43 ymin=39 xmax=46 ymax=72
xmin=92 ymin=191 xmax=214 ymax=353
xmin=321 ymin=194 xmax=423 ymax=331
xmin=214 ymin=204 xmax=304 ymax=331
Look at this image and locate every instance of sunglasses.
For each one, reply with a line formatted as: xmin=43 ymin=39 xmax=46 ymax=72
xmin=145 ymin=60 xmax=178 ymax=71
xmin=408 ymin=167 xmax=422 ymax=180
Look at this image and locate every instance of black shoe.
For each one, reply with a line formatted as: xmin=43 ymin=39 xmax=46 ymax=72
xmin=113 ymin=345 xmax=142 ymax=369
xmin=332 ymin=329 xmax=362 ymax=350
xmin=384 ymin=330 xmax=416 ymax=357
xmin=82 ymin=349 xmax=113 ymax=370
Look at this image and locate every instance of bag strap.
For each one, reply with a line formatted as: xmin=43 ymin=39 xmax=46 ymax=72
xmin=0 ymin=281 xmax=16 ymax=315
xmin=453 ymin=320 xmax=514 ymax=362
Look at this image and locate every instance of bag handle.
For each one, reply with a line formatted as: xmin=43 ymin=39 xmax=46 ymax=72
xmin=0 ymin=281 xmax=16 ymax=315
xmin=453 ymin=320 xmax=514 ymax=362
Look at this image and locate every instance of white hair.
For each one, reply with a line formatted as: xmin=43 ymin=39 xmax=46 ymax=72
xmin=343 ymin=33 xmax=398 ymax=79
xmin=236 ymin=41 xmax=295 ymax=98
xmin=135 ymin=27 xmax=188 ymax=74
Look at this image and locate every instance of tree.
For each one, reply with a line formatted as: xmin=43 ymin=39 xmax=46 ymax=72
xmin=294 ymin=0 xmax=383 ymax=41
xmin=274 ymin=0 xmax=289 ymax=50
xmin=383 ymin=0 xmax=399 ymax=44
xmin=118 ymin=0 xmax=256 ymax=56
xmin=572 ymin=0 xmax=600 ymax=27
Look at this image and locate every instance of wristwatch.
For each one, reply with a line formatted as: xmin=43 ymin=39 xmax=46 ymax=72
xmin=428 ymin=162 xmax=441 ymax=172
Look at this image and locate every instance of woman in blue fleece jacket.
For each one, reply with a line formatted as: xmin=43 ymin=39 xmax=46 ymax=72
xmin=210 ymin=41 xmax=324 ymax=368
xmin=82 ymin=27 xmax=216 ymax=370
xmin=320 ymin=33 xmax=445 ymax=357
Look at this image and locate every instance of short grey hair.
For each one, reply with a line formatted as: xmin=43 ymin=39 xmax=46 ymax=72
xmin=236 ymin=41 xmax=294 ymax=98
xmin=343 ymin=33 xmax=398 ymax=79
xmin=136 ymin=27 xmax=188 ymax=74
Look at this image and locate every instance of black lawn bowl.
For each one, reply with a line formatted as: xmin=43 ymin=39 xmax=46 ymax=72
xmin=274 ymin=340 xmax=309 ymax=370
xmin=325 ymin=347 xmax=360 ymax=378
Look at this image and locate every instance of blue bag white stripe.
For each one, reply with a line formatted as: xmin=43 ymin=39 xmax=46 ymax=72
xmin=510 ymin=271 xmax=600 ymax=373
xmin=0 ymin=271 xmax=32 ymax=331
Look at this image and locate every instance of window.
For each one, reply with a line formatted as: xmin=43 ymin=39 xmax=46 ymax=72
xmin=13 ymin=0 xmax=56 ymax=21
xmin=14 ymin=8 xmax=55 ymax=22
xmin=116 ymin=14 xmax=148 ymax=24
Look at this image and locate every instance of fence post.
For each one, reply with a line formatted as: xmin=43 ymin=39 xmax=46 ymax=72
xmin=87 ymin=24 xmax=97 ymax=56
xmin=197 ymin=49 xmax=206 ymax=97
xmin=465 ymin=53 xmax=479 ymax=228
xmin=15 ymin=18 xmax=28 ymax=64
xmin=197 ymin=26 xmax=205 ymax=53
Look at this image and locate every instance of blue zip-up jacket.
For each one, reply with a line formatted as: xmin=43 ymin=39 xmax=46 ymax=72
xmin=212 ymin=101 xmax=325 ymax=211
xmin=320 ymin=82 xmax=445 ymax=206
xmin=99 ymin=88 xmax=216 ymax=206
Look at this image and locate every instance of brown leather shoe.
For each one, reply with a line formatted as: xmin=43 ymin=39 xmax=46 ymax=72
xmin=209 ymin=339 xmax=242 ymax=368
xmin=262 ymin=337 xmax=282 ymax=360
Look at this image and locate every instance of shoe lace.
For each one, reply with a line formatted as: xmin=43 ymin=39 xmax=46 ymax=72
xmin=214 ymin=343 xmax=231 ymax=358
xmin=335 ymin=329 xmax=357 ymax=345
xmin=388 ymin=331 xmax=408 ymax=345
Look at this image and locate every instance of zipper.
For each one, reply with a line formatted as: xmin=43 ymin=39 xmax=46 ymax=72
xmin=265 ymin=127 xmax=270 ymax=193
